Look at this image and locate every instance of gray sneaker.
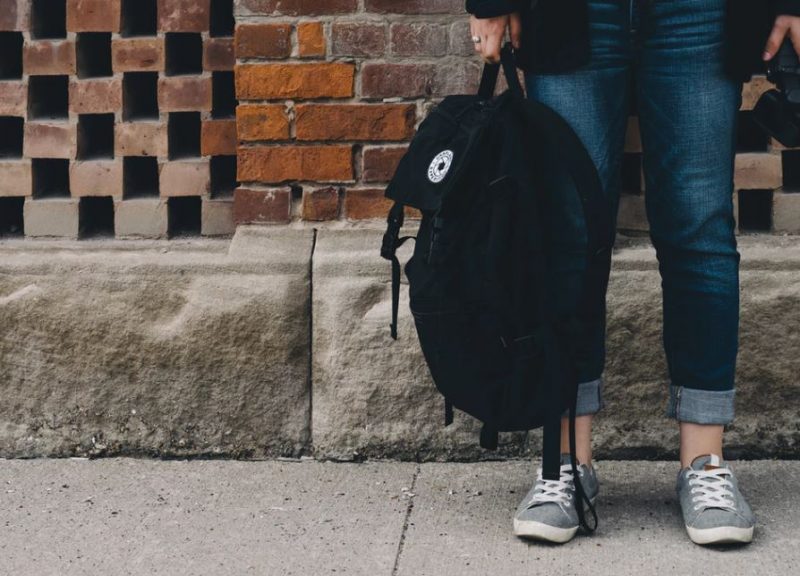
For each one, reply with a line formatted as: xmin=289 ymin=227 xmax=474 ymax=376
xmin=513 ymin=453 xmax=598 ymax=543
xmin=676 ymin=454 xmax=755 ymax=545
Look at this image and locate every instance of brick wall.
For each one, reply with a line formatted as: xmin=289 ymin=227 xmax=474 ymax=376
xmin=0 ymin=0 xmax=798 ymax=238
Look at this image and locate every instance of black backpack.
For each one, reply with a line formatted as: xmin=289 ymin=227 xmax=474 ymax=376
xmin=380 ymin=45 xmax=613 ymax=532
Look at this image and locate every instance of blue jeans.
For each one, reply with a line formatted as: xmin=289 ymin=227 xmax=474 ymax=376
xmin=526 ymin=0 xmax=742 ymax=425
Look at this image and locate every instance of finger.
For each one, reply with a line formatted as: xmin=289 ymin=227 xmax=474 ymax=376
xmin=509 ymin=13 xmax=523 ymax=50
xmin=484 ymin=35 xmax=502 ymax=64
xmin=764 ymin=20 xmax=789 ymax=60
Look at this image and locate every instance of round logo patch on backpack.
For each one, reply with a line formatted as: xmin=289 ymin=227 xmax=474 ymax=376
xmin=427 ymin=150 xmax=454 ymax=183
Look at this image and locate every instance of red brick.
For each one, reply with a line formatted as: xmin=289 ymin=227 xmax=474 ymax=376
xmin=112 ymin=38 xmax=164 ymax=72
xmin=115 ymin=122 xmax=168 ymax=157
xmin=23 ymin=40 xmax=76 ymax=76
xmin=69 ymin=77 xmax=122 ymax=114
xmin=236 ymin=104 xmax=290 ymax=142
xmin=201 ymin=119 xmax=237 ymax=156
xmin=390 ymin=23 xmax=447 ymax=57
xmin=158 ymin=76 xmax=212 ymax=112
xmin=238 ymin=145 xmax=353 ymax=183
xmin=236 ymin=63 xmax=354 ymax=100
xmin=234 ymin=187 xmax=291 ymax=224
xmin=158 ymin=0 xmax=210 ymax=32
xmin=295 ymin=104 xmax=415 ymax=141
xmin=70 ymin=160 xmax=123 ymax=198
xmin=362 ymin=146 xmax=407 ymax=183
xmin=0 ymin=0 xmax=20 ymax=30
xmin=331 ymin=22 xmax=386 ymax=58
xmin=0 ymin=81 xmax=26 ymax=116
xmin=298 ymin=22 xmax=325 ymax=57
xmin=204 ymin=37 xmax=235 ymax=71
xmin=365 ymin=0 xmax=463 ymax=14
xmin=361 ymin=63 xmax=435 ymax=99
xmin=160 ymin=160 xmax=210 ymax=197
xmin=234 ymin=23 xmax=291 ymax=59
xmin=344 ymin=188 xmax=392 ymax=220
xmin=24 ymin=122 xmax=77 ymax=159
xmin=67 ymin=0 xmax=121 ymax=32
xmin=302 ymin=186 xmax=340 ymax=221
xmin=237 ymin=0 xmax=357 ymax=16
xmin=0 ymin=160 xmax=32 ymax=197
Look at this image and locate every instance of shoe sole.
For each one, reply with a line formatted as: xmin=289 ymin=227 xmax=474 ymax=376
xmin=686 ymin=525 xmax=754 ymax=545
xmin=512 ymin=496 xmax=597 ymax=544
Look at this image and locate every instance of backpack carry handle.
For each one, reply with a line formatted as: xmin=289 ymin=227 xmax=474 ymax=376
xmin=478 ymin=42 xmax=524 ymax=100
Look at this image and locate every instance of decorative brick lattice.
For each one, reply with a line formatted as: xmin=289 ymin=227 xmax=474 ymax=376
xmin=0 ymin=0 xmax=237 ymax=238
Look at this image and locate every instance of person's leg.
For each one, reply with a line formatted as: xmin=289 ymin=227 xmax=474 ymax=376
xmin=525 ymin=0 xmax=632 ymax=468
xmin=635 ymin=0 xmax=741 ymax=454
xmin=635 ymin=0 xmax=754 ymax=545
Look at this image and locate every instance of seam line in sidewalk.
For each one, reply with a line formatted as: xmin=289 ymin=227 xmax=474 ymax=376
xmin=391 ymin=463 xmax=420 ymax=576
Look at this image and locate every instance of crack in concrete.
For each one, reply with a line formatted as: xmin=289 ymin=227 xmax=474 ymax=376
xmin=391 ymin=463 xmax=420 ymax=576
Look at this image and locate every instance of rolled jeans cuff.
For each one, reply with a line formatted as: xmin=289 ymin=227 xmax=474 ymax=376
xmin=561 ymin=378 xmax=604 ymax=418
xmin=665 ymin=384 xmax=735 ymax=425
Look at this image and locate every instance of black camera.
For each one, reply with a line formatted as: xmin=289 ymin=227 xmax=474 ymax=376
xmin=753 ymin=40 xmax=800 ymax=147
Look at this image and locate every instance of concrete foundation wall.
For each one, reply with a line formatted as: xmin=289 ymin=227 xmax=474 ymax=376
xmin=1 ymin=227 xmax=798 ymax=459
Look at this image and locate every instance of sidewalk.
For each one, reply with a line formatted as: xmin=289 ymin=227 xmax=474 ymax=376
xmin=1 ymin=459 xmax=797 ymax=575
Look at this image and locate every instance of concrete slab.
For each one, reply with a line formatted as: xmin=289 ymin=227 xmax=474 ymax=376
xmin=397 ymin=460 xmax=800 ymax=576
xmin=0 ymin=458 xmax=416 ymax=576
xmin=0 ymin=227 xmax=314 ymax=458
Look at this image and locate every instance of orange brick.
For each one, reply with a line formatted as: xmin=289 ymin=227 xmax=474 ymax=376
xmin=67 ymin=0 xmax=121 ymax=32
xmin=302 ymin=186 xmax=340 ymax=220
xmin=295 ymin=104 xmax=415 ymax=141
xmin=234 ymin=187 xmax=291 ymax=224
xmin=201 ymin=119 xmax=237 ymax=156
xmin=203 ymin=37 xmax=235 ymax=71
xmin=238 ymin=145 xmax=353 ymax=183
xmin=236 ymin=104 xmax=290 ymax=141
xmin=158 ymin=75 xmax=212 ymax=112
xmin=236 ymin=63 xmax=354 ymax=100
xmin=23 ymin=40 xmax=76 ymax=76
xmin=298 ymin=22 xmax=325 ymax=57
xmin=344 ymin=188 xmax=392 ymax=220
xmin=235 ymin=23 xmax=291 ymax=59
xmin=112 ymin=38 xmax=164 ymax=72
xmin=69 ymin=78 xmax=123 ymax=114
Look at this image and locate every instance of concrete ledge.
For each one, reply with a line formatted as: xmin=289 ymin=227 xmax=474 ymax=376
xmin=0 ymin=227 xmax=313 ymax=458
xmin=0 ymin=228 xmax=798 ymax=459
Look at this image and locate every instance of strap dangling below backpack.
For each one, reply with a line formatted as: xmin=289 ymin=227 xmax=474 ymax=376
xmin=380 ymin=202 xmax=413 ymax=340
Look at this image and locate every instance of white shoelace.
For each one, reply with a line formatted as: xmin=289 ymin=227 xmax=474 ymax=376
xmin=687 ymin=467 xmax=736 ymax=512
xmin=528 ymin=464 xmax=577 ymax=506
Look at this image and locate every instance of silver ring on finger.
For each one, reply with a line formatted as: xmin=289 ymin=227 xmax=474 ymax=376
xmin=471 ymin=35 xmax=481 ymax=44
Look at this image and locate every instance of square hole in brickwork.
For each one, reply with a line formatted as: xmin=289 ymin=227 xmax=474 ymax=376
xmin=123 ymin=157 xmax=159 ymax=198
xmin=168 ymin=112 xmax=201 ymax=159
xmin=32 ymin=159 xmax=70 ymax=198
xmin=79 ymin=196 xmax=115 ymax=237
xmin=621 ymin=152 xmax=642 ymax=195
xmin=77 ymin=114 xmax=115 ymax=160
xmin=76 ymin=33 xmax=112 ymax=79
xmin=31 ymin=0 xmax=67 ymax=40
xmin=783 ymin=150 xmax=800 ymax=191
xmin=28 ymin=76 xmax=69 ymax=120
xmin=0 ymin=197 xmax=25 ymax=236
xmin=121 ymin=0 xmax=157 ymax=37
xmin=738 ymin=189 xmax=773 ymax=231
xmin=212 ymin=72 xmax=236 ymax=119
xmin=210 ymin=155 xmax=236 ymax=198
xmin=0 ymin=32 xmax=23 ymax=79
xmin=165 ymin=33 xmax=203 ymax=76
xmin=0 ymin=117 xmax=24 ymax=158
xmin=737 ymin=111 xmax=769 ymax=152
xmin=123 ymin=72 xmax=159 ymax=121
xmin=210 ymin=0 xmax=235 ymax=37
xmin=168 ymin=196 xmax=201 ymax=236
